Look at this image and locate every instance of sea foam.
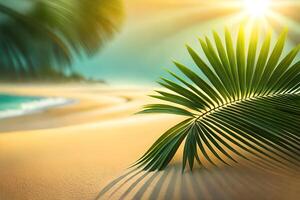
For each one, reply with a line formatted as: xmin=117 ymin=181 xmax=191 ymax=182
xmin=0 ymin=97 xmax=73 ymax=119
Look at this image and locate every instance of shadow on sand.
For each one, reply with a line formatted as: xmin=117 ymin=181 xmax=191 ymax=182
xmin=96 ymin=162 xmax=300 ymax=200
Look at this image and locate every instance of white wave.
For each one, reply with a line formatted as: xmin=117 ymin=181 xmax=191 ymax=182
xmin=0 ymin=97 xmax=74 ymax=119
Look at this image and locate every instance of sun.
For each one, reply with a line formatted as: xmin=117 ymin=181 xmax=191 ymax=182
xmin=243 ymin=0 xmax=271 ymax=18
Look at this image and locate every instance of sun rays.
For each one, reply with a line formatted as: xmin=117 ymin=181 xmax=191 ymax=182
xmin=236 ymin=0 xmax=299 ymax=42
xmin=242 ymin=0 xmax=271 ymax=18
xmin=175 ymin=0 xmax=300 ymax=43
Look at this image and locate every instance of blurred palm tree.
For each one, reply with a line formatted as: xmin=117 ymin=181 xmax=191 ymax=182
xmin=0 ymin=0 xmax=123 ymax=78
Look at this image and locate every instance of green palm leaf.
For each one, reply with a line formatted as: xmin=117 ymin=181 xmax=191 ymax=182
xmin=136 ymin=27 xmax=300 ymax=172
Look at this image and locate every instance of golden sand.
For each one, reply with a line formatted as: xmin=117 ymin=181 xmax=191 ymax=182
xmin=0 ymin=84 xmax=299 ymax=200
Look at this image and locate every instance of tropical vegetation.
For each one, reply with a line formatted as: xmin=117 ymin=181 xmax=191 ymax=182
xmin=0 ymin=0 xmax=123 ymax=79
xmin=136 ymin=27 xmax=300 ymax=172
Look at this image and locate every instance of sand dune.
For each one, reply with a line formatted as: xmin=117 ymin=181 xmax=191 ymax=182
xmin=0 ymin=84 xmax=299 ymax=200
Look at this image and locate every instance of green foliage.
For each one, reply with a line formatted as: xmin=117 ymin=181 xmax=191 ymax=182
xmin=0 ymin=0 xmax=123 ymax=77
xmin=136 ymin=27 xmax=300 ymax=172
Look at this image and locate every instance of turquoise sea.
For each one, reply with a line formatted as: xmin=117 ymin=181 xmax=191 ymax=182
xmin=0 ymin=94 xmax=71 ymax=119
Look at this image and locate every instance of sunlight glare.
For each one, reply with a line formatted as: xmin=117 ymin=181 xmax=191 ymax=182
xmin=243 ymin=0 xmax=271 ymax=18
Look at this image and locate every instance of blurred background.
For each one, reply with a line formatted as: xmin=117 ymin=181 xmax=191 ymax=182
xmin=1 ymin=0 xmax=300 ymax=85
xmin=73 ymin=0 xmax=300 ymax=85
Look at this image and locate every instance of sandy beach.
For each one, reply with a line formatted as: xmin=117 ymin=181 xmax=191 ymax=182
xmin=0 ymin=84 xmax=299 ymax=200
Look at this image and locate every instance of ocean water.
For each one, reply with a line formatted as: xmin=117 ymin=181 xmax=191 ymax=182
xmin=0 ymin=94 xmax=71 ymax=119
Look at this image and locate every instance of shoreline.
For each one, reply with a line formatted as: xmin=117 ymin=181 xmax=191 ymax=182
xmin=0 ymin=93 xmax=76 ymax=120
xmin=0 ymin=84 xmax=155 ymax=133
xmin=0 ymin=83 xmax=299 ymax=200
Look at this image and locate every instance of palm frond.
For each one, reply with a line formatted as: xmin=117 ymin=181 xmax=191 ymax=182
xmin=0 ymin=0 xmax=123 ymax=76
xmin=136 ymin=27 xmax=300 ymax=172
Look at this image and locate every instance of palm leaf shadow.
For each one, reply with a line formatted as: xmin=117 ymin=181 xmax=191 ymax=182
xmin=96 ymin=163 xmax=300 ymax=200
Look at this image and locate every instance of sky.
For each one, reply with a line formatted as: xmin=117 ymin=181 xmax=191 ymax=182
xmin=74 ymin=0 xmax=300 ymax=85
